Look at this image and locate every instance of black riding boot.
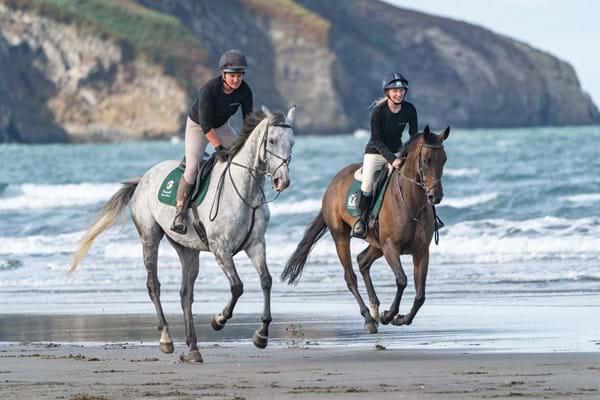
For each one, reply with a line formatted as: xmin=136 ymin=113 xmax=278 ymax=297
xmin=171 ymin=177 xmax=193 ymax=234
xmin=351 ymin=191 xmax=371 ymax=239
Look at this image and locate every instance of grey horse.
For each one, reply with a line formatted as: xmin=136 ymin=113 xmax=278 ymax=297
xmin=71 ymin=105 xmax=296 ymax=363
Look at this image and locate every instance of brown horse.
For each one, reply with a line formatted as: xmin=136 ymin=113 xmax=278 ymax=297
xmin=281 ymin=126 xmax=449 ymax=334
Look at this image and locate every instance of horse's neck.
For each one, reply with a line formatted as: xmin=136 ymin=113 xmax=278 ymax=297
xmin=228 ymin=121 xmax=267 ymax=202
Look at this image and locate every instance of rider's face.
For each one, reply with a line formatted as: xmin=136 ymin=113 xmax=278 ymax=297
xmin=387 ymin=87 xmax=406 ymax=103
xmin=222 ymin=72 xmax=244 ymax=90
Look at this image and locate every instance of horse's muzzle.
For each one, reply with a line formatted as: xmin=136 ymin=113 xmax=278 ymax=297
xmin=427 ymin=191 xmax=443 ymax=205
xmin=272 ymin=177 xmax=290 ymax=192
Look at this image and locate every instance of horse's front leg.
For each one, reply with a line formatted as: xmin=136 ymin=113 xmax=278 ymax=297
xmin=210 ymin=251 xmax=243 ymax=331
xmin=380 ymin=242 xmax=408 ymax=325
xmin=245 ymin=238 xmax=272 ymax=348
xmin=393 ymin=249 xmax=429 ymax=326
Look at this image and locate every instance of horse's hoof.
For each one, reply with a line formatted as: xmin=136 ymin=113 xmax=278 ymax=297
xmin=252 ymin=330 xmax=268 ymax=349
xmin=179 ymin=350 xmax=203 ymax=363
xmin=391 ymin=314 xmax=408 ymax=326
xmin=210 ymin=314 xmax=226 ymax=331
xmin=364 ymin=320 xmax=378 ymax=334
xmin=380 ymin=311 xmax=394 ymax=325
xmin=160 ymin=341 xmax=174 ymax=354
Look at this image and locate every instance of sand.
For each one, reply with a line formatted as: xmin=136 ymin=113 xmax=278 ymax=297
xmin=1 ymin=342 xmax=599 ymax=399
xmin=0 ymin=313 xmax=599 ymax=399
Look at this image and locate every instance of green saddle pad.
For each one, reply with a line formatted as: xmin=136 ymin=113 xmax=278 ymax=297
xmin=345 ymin=172 xmax=392 ymax=218
xmin=158 ymin=166 xmax=211 ymax=207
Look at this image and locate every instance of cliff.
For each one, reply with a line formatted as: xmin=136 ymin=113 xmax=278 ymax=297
xmin=0 ymin=0 xmax=597 ymax=143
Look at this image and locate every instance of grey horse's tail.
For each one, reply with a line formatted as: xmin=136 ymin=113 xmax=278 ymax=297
xmin=281 ymin=211 xmax=328 ymax=285
xmin=70 ymin=178 xmax=140 ymax=272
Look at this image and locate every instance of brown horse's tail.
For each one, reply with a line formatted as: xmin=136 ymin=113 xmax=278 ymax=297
xmin=281 ymin=211 xmax=328 ymax=285
xmin=70 ymin=178 xmax=140 ymax=272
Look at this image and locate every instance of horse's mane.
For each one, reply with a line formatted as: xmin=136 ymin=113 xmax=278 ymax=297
xmin=226 ymin=110 xmax=287 ymax=157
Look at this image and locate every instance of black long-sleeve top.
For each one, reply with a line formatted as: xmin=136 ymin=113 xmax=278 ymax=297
xmin=365 ymin=100 xmax=418 ymax=162
xmin=188 ymin=76 xmax=253 ymax=132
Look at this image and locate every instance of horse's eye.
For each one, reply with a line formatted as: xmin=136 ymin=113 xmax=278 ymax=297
xmin=269 ymin=138 xmax=275 ymax=145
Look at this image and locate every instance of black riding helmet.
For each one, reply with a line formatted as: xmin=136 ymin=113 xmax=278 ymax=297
xmin=382 ymin=72 xmax=408 ymax=92
xmin=219 ymin=50 xmax=248 ymax=73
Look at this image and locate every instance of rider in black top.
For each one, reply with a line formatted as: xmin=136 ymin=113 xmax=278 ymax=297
xmin=189 ymin=75 xmax=253 ymax=136
xmin=171 ymin=50 xmax=254 ymax=235
xmin=352 ymin=72 xmax=418 ymax=239
xmin=366 ymin=99 xmax=417 ymax=162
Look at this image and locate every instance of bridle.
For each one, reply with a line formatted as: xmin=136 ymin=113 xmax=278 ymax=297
xmin=396 ymin=142 xmax=445 ymax=224
xmin=209 ymin=118 xmax=293 ymax=221
xmin=401 ymin=143 xmax=444 ymax=193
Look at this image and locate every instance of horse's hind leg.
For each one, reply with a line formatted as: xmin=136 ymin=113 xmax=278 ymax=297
xmin=380 ymin=242 xmax=408 ymax=325
xmin=168 ymin=239 xmax=203 ymax=363
xmin=245 ymin=238 xmax=272 ymax=349
xmin=210 ymin=252 xmax=243 ymax=331
xmin=332 ymin=230 xmax=378 ymax=334
xmin=357 ymin=245 xmax=383 ymax=323
xmin=393 ymin=250 xmax=429 ymax=326
xmin=134 ymin=220 xmax=174 ymax=354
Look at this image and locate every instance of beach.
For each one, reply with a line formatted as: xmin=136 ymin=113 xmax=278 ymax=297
xmin=0 ymin=313 xmax=599 ymax=399
xmin=1 ymin=341 xmax=599 ymax=399
xmin=2 ymin=129 xmax=600 ymax=398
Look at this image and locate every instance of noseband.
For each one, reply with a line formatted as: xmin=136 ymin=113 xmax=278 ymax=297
xmin=401 ymin=143 xmax=444 ymax=194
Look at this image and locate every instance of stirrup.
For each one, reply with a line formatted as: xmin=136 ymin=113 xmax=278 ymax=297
xmin=171 ymin=212 xmax=188 ymax=234
xmin=351 ymin=220 xmax=367 ymax=239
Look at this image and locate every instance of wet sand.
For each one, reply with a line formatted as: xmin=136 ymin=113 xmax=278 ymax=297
xmin=1 ymin=342 xmax=599 ymax=399
xmin=0 ymin=313 xmax=599 ymax=399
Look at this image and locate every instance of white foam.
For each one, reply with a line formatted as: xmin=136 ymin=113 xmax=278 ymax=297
xmin=441 ymin=192 xmax=497 ymax=208
xmin=435 ymin=216 xmax=600 ymax=264
xmin=563 ymin=193 xmax=600 ymax=203
xmin=0 ymin=183 xmax=120 ymax=210
xmin=353 ymin=129 xmax=369 ymax=138
xmin=0 ymin=231 xmax=83 ymax=255
xmin=269 ymin=199 xmax=322 ymax=216
xmin=445 ymin=168 xmax=480 ymax=177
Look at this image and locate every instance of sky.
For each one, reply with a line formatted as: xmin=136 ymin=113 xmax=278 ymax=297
xmin=384 ymin=0 xmax=600 ymax=107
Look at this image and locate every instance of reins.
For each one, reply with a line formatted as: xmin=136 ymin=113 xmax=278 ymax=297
xmin=209 ymin=119 xmax=291 ymax=222
xmin=395 ymin=142 xmax=445 ymax=244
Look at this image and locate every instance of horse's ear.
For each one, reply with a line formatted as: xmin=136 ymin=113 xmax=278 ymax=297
xmin=286 ymin=105 xmax=296 ymax=126
xmin=261 ymin=104 xmax=275 ymax=120
xmin=423 ymin=125 xmax=432 ymax=142
xmin=440 ymin=126 xmax=450 ymax=141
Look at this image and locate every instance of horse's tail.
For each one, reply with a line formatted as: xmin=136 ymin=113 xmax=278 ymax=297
xmin=281 ymin=211 xmax=328 ymax=285
xmin=70 ymin=178 xmax=140 ymax=272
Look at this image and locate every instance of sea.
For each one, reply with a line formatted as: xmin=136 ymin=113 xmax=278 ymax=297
xmin=1 ymin=126 xmax=599 ymax=352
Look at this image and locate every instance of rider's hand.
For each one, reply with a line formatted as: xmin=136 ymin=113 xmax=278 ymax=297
xmin=392 ymin=158 xmax=403 ymax=169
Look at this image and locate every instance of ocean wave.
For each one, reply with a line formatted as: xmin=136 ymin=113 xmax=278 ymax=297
xmin=0 ymin=183 xmax=120 ymax=210
xmin=269 ymin=199 xmax=322 ymax=216
xmin=440 ymin=192 xmax=497 ymax=208
xmin=445 ymin=168 xmax=480 ymax=177
xmin=563 ymin=193 xmax=600 ymax=203
xmin=435 ymin=216 xmax=600 ymax=263
xmin=267 ymin=216 xmax=600 ymax=266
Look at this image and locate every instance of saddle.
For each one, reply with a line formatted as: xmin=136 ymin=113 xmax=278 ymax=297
xmin=157 ymin=152 xmax=219 ymax=207
xmin=346 ymin=164 xmax=394 ymax=219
